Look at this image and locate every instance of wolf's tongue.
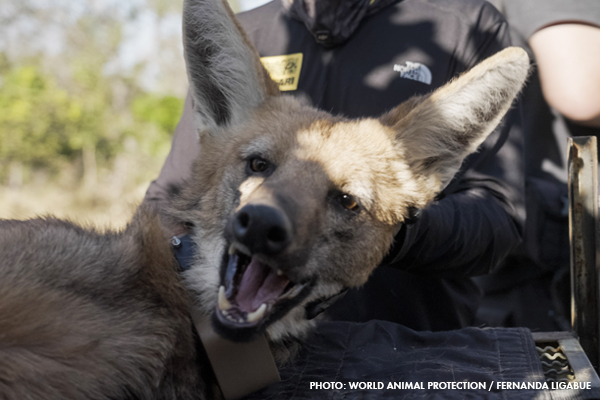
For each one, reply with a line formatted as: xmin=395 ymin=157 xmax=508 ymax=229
xmin=236 ymin=257 xmax=289 ymax=313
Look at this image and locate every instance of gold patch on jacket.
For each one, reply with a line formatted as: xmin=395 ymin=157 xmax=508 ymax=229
xmin=260 ymin=53 xmax=303 ymax=91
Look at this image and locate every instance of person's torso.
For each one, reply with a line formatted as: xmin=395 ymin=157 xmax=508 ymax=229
xmin=238 ymin=0 xmax=509 ymax=119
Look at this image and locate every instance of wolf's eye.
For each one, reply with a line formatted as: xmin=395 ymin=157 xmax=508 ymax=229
xmin=339 ymin=194 xmax=359 ymax=212
xmin=249 ymin=157 xmax=270 ymax=173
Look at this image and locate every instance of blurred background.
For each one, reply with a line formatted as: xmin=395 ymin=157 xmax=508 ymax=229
xmin=0 ymin=0 xmax=269 ymax=228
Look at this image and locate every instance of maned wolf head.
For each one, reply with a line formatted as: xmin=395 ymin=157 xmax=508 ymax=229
xmin=168 ymin=0 xmax=529 ymax=358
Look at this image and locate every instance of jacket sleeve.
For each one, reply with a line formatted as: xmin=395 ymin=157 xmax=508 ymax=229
xmin=143 ymin=91 xmax=199 ymax=208
xmin=383 ymin=10 xmax=526 ymax=277
xmin=383 ymin=114 xmax=525 ymax=277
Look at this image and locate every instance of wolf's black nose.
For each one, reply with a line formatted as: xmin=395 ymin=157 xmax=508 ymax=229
xmin=232 ymin=204 xmax=291 ymax=255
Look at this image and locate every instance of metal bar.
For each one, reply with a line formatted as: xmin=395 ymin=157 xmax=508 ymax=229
xmin=560 ymin=337 xmax=600 ymax=386
xmin=568 ymin=136 xmax=599 ymax=371
xmin=531 ymin=331 xmax=578 ymax=342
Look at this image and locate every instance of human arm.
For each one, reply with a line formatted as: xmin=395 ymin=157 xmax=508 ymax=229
xmin=529 ymin=23 xmax=600 ymax=127
xmin=143 ymin=91 xmax=199 ymax=235
xmin=498 ymin=0 xmax=600 ymax=128
xmin=383 ymin=104 xmax=525 ymax=277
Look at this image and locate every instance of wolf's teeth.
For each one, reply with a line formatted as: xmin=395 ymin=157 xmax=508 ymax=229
xmin=228 ymin=244 xmax=236 ymax=255
xmin=218 ymin=286 xmax=232 ymax=311
xmin=290 ymin=285 xmax=303 ymax=296
xmin=282 ymin=284 xmax=304 ymax=299
xmin=247 ymin=303 xmax=267 ymax=323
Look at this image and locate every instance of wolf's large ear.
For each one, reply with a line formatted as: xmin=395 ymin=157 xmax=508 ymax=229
xmin=183 ymin=0 xmax=279 ymax=132
xmin=382 ymin=47 xmax=529 ymax=193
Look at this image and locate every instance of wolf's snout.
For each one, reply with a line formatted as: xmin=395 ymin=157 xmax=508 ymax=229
xmin=232 ymin=204 xmax=291 ymax=255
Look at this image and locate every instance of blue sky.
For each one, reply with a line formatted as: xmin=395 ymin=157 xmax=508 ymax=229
xmin=115 ymin=0 xmax=271 ymax=93
xmin=239 ymin=0 xmax=270 ymax=11
xmin=0 ymin=0 xmax=273 ymax=95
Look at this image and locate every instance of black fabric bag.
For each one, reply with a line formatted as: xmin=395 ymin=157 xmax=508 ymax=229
xmin=244 ymin=320 xmax=600 ymax=400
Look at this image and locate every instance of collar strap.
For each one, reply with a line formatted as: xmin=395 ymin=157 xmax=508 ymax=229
xmin=171 ymin=234 xmax=196 ymax=271
xmin=172 ymin=235 xmax=281 ymax=399
xmin=191 ymin=309 xmax=280 ymax=399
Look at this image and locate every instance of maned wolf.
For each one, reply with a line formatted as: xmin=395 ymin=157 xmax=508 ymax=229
xmin=0 ymin=0 xmax=529 ymax=399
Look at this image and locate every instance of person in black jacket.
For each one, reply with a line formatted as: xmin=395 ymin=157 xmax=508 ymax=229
xmin=145 ymin=0 xmax=525 ymax=331
xmin=476 ymin=0 xmax=600 ymax=331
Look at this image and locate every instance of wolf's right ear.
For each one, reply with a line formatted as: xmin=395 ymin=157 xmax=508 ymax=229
xmin=382 ymin=47 xmax=529 ymax=195
xmin=182 ymin=0 xmax=279 ymax=133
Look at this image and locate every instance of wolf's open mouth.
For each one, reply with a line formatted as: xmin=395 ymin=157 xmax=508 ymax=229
xmin=216 ymin=244 xmax=308 ymax=328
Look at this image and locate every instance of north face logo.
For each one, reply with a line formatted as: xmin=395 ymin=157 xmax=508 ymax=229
xmin=393 ymin=61 xmax=432 ymax=85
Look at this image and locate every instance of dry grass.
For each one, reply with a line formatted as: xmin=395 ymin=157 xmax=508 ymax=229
xmin=0 ymin=183 xmax=149 ymax=230
xmin=0 ymin=156 xmax=164 ymax=230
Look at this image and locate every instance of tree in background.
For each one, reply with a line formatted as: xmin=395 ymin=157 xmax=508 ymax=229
xmin=0 ymin=0 xmax=244 ymax=225
xmin=0 ymin=0 xmax=186 ymax=189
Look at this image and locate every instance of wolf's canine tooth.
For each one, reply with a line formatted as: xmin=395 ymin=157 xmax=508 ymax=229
xmin=288 ymin=285 xmax=302 ymax=297
xmin=280 ymin=283 xmax=304 ymax=300
xmin=218 ymin=286 xmax=232 ymax=311
xmin=247 ymin=303 xmax=267 ymax=323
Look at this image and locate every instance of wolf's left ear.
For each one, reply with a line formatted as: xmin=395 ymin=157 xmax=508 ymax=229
xmin=382 ymin=47 xmax=529 ymax=193
xmin=182 ymin=0 xmax=279 ymax=133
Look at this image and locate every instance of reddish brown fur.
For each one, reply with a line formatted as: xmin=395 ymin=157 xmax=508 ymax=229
xmin=0 ymin=207 xmax=215 ymax=400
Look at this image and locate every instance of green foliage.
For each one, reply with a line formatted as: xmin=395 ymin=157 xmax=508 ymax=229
xmin=131 ymin=94 xmax=184 ymax=157
xmin=0 ymin=63 xmax=183 ymax=184
xmin=0 ymin=0 xmax=187 ymax=187
xmin=132 ymin=94 xmax=183 ymax=134
xmin=0 ymin=65 xmax=74 ymax=171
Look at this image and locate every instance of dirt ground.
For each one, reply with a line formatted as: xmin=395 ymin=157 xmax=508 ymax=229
xmin=0 ymin=181 xmax=151 ymax=230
